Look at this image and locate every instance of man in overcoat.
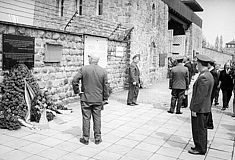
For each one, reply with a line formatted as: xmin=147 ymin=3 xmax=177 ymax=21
xmin=168 ymin=56 xmax=189 ymax=114
xmin=72 ymin=53 xmax=109 ymax=145
xmin=127 ymin=54 xmax=140 ymax=106
xmin=188 ymin=54 xmax=214 ymax=155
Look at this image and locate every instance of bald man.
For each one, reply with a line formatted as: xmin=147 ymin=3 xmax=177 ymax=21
xmin=72 ymin=54 xmax=109 ymax=145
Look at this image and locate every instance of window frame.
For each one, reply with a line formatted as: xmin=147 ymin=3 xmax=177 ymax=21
xmin=97 ymin=0 xmax=103 ymax=15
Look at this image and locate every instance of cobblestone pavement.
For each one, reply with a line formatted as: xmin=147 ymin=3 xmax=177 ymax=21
xmin=0 ymin=76 xmax=235 ymax=160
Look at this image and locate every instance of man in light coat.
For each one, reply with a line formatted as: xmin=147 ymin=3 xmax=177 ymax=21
xmin=72 ymin=53 xmax=109 ymax=145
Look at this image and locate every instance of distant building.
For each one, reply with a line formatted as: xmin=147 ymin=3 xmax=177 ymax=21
xmin=225 ymin=40 xmax=235 ymax=51
xmin=225 ymin=39 xmax=235 ymax=61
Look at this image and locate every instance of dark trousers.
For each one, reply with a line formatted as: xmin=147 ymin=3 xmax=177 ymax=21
xmin=81 ymin=101 xmax=102 ymax=141
xmin=127 ymin=84 xmax=139 ymax=104
xmin=182 ymin=95 xmax=188 ymax=107
xmin=207 ymin=95 xmax=215 ymax=128
xmin=170 ymin=89 xmax=185 ymax=113
xmin=214 ymin=88 xmax=220 ymax=104
xmin=191 ymin=113 xmax=209 ymax=154
xmin=221 ymin=89 xmax=233 ymax=108
xmin=233 ymin=91 xmax=235 ymax=115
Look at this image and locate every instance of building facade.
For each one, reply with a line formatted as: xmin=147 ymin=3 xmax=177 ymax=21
xmin=0 ymin=0 xmax=203 ymax=103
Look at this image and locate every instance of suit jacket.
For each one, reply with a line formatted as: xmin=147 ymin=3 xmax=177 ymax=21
xmin=72 ymin=64 xmax=109 ymax=103
xmin=190 ymin=69 xmax=214 ymax=113
xmin=184 ymin=61 xmax=193 ymax=84
xmin=219 ymin=70 xmax=234 ymax=90
xmin=169 ymin=64 xmax=189 ymax=89
xmin=129 ymin=62 xmax=140 ymax=84
xmin=210 ymin=68 xmax=219 ymax=97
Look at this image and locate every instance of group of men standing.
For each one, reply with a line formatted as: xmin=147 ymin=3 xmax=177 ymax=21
xmin=167 ymin=54 xmax=220 ymax=155
xmin=71 ymin=52 xmax=222 ymax=156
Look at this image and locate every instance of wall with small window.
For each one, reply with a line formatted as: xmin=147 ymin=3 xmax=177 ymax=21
xmin=0 ymin=21 xmax=84 ymax=104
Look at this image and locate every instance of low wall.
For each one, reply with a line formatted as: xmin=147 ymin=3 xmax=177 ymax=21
xmin=202 ymin=47 xmax=233 ymax=67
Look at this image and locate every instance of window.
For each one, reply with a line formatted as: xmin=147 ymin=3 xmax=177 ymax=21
xmin=152 ymin=4 xmax=155 ymax=26
xmin=75 ymin=0 xmax=83 ymax=15
xmin=97 ymin=0 xmax=103 ymax=15
xmin=44 ymin=43 xmax=63 ymax=62
xmin=61 ymin=0 xmax=64 ymax=17
xmin=56 ymin=0 xmax=64 ymax=17
xmin=150 ymin=42 xmax=157 ymax=67
xmin=159 ymin=54 xmax=167 ymax=67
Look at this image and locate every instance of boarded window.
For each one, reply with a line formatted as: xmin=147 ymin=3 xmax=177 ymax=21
xmin=159 ymin=53 xmax=167 ymax=67
xmin=44 ymin=43 xmax=62 ymax=62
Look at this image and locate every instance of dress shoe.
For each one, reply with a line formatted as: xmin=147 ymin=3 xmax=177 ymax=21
xmin=221 ymin=107 xmax=226 ymax=110
xmin=214 ymin=102 xmax=219 ymax=106
xmin=95 ymin=139 xmax=102 ymax=145
xmin=132 ymin=102 xmax=139 ymax=105
xmin=80 ymin=138 xmax=89 ymax=145
xmin=167 ymin=110 xmax=173 ymax=114
xmin=231 ymin=114 xmax=235 ymax=117
xmin=191 ymin=147 xmax=196 ymax=150
xmin=127 ymin=103 xmax=135 ymax=106
xmin=188 ymin=149 xmax=205 ymax=155
xmin=181 ymin=106 xmax=187 ymax=108
xmin=207 ymin=125 xmax=214 ymax=129
xmin=176 ymin=112 xmax=183 ymax=114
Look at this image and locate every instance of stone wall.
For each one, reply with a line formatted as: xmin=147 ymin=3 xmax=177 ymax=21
xmin=0 ymin=22 xmax=128 ymax=103
xmin=185 ymin=23 xmax=202 ymax=59
xmin=107 ymin=40 xmax=129 ymax=92
xmin=202 ymin=47 xmax=233 ymax=67
xmin=34 ymin=0 xmax=170 ymax=87
xmin=128 ymin=0 xmax=169 ymax=85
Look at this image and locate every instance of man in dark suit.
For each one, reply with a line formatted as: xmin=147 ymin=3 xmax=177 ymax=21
xmin=188 ymin=54 xmax=214 ymax=155
xmin=72 ymin=53 xmax=109 ymax=145
xmin=168 ymin=56 xmax=189 ymax=114
xmin=207 ymin=60 xmax=219 ymax=129
xmin=127 ymin=54 xmax=140 ymax=106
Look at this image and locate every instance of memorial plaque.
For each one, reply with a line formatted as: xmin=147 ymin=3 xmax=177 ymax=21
xmin=3 ymin=34 xmax=35 ymax=70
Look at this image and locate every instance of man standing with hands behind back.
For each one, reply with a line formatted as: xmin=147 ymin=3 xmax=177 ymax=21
xmin=72 ymin=53 xmax=109 ymax=145
xmin=127 ymin=54 xmax=140 ymax=106
xmin=188 ymin=54 xmax=214 ymax=155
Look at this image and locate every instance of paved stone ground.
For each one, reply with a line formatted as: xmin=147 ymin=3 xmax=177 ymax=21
xmin=0 ymin=76 xmax=235 ymax=160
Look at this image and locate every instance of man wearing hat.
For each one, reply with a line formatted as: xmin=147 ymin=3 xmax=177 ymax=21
xmin=167 ymin=55 xmax=189 ymax=114
xmin=127 ymin=54 xmax=140 ymax=106
xmin=188 ymin=54 xmax=214 ymax=155
xmin=72 ymin=53 xmax=109 ymax=145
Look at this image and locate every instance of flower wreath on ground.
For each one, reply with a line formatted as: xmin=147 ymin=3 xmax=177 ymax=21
xmin=0 ymin=64 xmax=70 ymax=130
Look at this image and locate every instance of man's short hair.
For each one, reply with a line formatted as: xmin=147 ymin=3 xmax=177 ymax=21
xmin=88 ymin=53 xmax=100 ymax=63
xmin=177 ymin=59 xmax=183 ymax=63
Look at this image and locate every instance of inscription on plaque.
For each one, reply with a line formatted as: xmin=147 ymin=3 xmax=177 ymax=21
xmin=3 ymin=34 xmax=35 ymax=70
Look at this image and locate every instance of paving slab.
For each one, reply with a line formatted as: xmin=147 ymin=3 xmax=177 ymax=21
xmin=0 ymin=78 xmax=234 ymax=160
